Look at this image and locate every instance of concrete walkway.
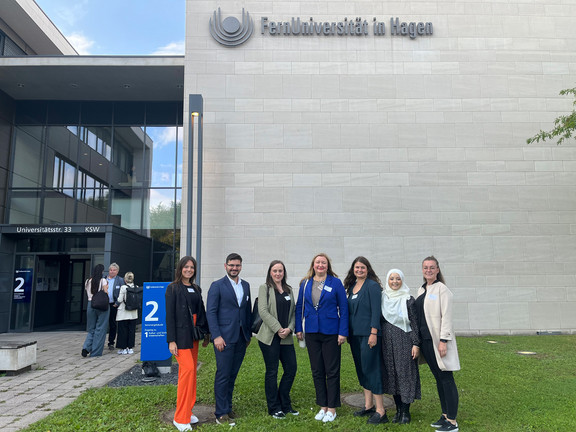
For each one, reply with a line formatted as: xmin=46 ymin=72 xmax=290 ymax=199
xmin=0 ymin=331 xmax=141 ymax=432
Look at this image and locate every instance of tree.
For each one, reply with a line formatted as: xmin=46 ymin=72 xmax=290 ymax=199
xmin=526 ymin=86 xmax=576 ymax=145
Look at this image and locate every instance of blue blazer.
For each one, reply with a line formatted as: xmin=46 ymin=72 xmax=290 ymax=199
xmin=295 ymin=275 xmax=348 ymax=336
xmin=206 ymin=276 xmax=252 ymax=343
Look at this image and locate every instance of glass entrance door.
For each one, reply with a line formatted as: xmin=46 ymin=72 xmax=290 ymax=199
xmin=67 ymin=258 xmax=91 ymax=325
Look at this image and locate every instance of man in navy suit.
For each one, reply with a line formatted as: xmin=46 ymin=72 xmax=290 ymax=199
xmin=206 ymin=253 xmax=252 ymax=426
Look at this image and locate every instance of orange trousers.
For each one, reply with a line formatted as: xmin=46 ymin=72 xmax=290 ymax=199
xmin=174 ymin=322 xmax=200 ymax=424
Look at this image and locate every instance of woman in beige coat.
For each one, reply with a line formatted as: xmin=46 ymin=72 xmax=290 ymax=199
xmin=255 ymin=260 xmax=297 ymax=419
xmin=416 ymin=256 xmax=460 ymax=432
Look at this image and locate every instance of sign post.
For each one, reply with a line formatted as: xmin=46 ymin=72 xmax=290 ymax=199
xmin=140 ymin=282 xmax=172 ymax=373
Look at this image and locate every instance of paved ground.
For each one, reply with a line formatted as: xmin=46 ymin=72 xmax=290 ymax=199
xmin=0 ymin=331 xmax=142 ymax=432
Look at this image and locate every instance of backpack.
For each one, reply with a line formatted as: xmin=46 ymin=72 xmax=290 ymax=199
xmin=125 ymin=284 xmax=143 ymax=310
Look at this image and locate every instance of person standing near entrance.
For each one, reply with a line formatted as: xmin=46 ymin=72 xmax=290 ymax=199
xmin=106 ymin=263 xmax=125 ymax=350
xmin=206 ymin=253 xmax=252 ymax=426
xmin=115 ymin=272 xmax=139 ymax=355
xmin=82 ymin=264 xmax=109 ymax=357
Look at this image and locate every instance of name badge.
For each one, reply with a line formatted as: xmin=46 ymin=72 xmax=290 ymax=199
xmin=187 ymin=288 xmax=195 ymax=293
xmin=351 ymin=294 xmax=358 ymax=299
xmin=246 ymin=295 xmax=249 ymax=301
xmin=324 ymin=286 xmax=332 ymax=293
xmin=284 ymin=295 xmax=291 ymax=301
xmin=429 ymin=294 xmax=437 ymax=300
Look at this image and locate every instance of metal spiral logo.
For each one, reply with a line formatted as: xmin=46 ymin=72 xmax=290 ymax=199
xmin=209 ymin=8 xmax=254 ymax=47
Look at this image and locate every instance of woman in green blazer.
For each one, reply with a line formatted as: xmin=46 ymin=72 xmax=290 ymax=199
xmin=255 ymin=260 xmax=297 ymax=419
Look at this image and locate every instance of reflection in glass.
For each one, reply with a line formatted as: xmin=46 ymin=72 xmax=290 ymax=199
xmin=12 ymin=127 xmax=44 ymax=187
xmin=146 ymin=127 xmax=178 ymax=187
xmin=9 ymin=192 xmax=41 ymax=223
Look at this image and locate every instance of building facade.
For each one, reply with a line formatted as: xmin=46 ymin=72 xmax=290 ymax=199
xmin=0 ymin=0 xmax=575 ymax=334
xmin=185 ymin=0 xmax=576 ymax=334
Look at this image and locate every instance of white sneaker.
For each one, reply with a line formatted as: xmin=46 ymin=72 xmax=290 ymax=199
xmin=314 ymin=409 xmax=326 ymax=421
xmin=190 ymin=415 xmax=199 ymax=424
xmin=117 ymin=349 xmax=124 ymax=355
xmin=323 ymin=411 xmax=336 ymax=423
xmin=173 ymin=420 xmax=192 ymax=431
xmin=127 ymin=348 xmax=134 ymax=354
xmin=122 ymin=348 xmax=128 ymax=355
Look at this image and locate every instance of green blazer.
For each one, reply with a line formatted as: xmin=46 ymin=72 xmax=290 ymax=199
xmin=255 ymin=283 xmax=295 ymax=346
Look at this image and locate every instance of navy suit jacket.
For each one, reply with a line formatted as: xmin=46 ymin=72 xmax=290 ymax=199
xmin=206 ymin=276 xmax=252 ymax=343
xmin=295 ymin=275 xmax=348 ymax=336
xmin=347 ymin=278 xmax=382 ymax=337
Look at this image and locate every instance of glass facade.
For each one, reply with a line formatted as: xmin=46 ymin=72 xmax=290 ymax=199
xmin=9 ymin=101 xmax=183 ymax=280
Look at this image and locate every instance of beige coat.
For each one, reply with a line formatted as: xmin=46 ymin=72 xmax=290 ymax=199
xmin=255 ymin=283 xmax=295 ymax=346
xmin=417 ymin=281 xmax=460 ymax=371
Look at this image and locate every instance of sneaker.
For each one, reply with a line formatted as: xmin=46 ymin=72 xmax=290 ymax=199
xmin=117 ymin=349 xmax=125 ymax=355
xmin=272 ymin=411 xmax=285 ymax=419
xmin=228 ymin=410 xmax=237 ymax=419
xmin=284 ymin=409 xmax=299 ymax=416
xmin=127 ymin=348 xmax=134 ymax=354
xmin=354 ymin=406 xmax=376 ymax=417
xmin=367 ymin=412 xmax=389 ymax=425
xmin=431 ymin=415 xmax=449 ymax=428
xmin=172 ymin=420 xmax=192 ymax=431
xmin=322 ymin=411 xmax=336 ymax=423
xmin=108 ymin=344 xmax=114 ymax=351
xmin=216 ymin=414 xmax=235 ymax=426
xmin=81 ymin=349 xmax=89 ymax=357
xmin=314 ymin=409 xmax=326 ymax=421
xmin=437 ymin=421 xmax=458 ymax=432
xmin=190 ymin=415 xmax=199 ymax=424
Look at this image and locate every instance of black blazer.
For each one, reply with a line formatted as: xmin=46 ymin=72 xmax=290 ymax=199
xmin=165 ymin=282 xmax=208 ymax=349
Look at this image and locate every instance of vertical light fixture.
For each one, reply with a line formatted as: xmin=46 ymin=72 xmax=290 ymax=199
xmin=187 ymin=95 xmax=203 ymax=279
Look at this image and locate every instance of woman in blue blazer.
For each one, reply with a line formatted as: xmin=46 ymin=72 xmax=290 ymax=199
xmin=295 ymin=253 xmax=348 ymax=423
xmin=344 ymin=256 xmax=387 ymax=424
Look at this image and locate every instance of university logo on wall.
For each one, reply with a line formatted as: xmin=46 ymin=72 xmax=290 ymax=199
xmin=209 ymin=8 xmax=254 ymax=47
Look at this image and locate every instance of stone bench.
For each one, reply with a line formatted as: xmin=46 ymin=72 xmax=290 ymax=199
xmin=0 ymin=340 xmax=37 ymax=376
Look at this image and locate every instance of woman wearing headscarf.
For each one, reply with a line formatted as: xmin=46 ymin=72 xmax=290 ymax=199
xmin=344 ymin=257 xmax=388 ymax=425
xmin=417 ymin=256 xmax=460 ymax=432
xmin=381 ymin=269 xmax=421 ymax=424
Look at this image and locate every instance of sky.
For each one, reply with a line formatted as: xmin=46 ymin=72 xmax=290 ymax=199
xmin=35 ymin=0 xmax=185 ymax=55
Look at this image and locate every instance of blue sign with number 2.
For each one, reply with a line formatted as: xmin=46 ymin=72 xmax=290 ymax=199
xmin=140 ymin=282 xmax=172 ymax=361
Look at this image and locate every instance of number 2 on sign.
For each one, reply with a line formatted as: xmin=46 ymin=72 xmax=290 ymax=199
xmin=145 ymin=301 xmax=158 ymax=321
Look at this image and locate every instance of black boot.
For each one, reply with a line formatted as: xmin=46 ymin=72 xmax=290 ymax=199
xmin=399 ymin=403 xmax=411 ymax=424
xmin=392 ymin=395 xmax=402 ymax=423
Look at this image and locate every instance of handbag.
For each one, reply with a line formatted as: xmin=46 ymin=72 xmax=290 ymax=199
xmin=91 ymin=289 xmax=109 ymax=311
xmin=298 ymin=280 xmax=307 ymax=348
xmin=187 ymin=305 xmax=206 ymax=341
xmin=251 ymin=286 xmax=271 ymax=334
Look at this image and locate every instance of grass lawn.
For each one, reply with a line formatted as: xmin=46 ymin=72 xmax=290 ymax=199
xmin=21 ymin=335 xmax=576 ymax=432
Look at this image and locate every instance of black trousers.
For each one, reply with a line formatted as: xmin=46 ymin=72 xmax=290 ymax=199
xmin=421 ymin=338 xmax=459 ymax=420
xmin=108 ymin=304 xmax=118 ymax=345
xmin=116 ymin=319 xmax=136 ymax=349
xmin=259 ymin=337 xmax=297 ymax=414
xmin=306 ymin=333 xmax=341 ymax=408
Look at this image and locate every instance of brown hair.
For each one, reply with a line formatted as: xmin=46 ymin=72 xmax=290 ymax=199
xmin=422 ymin=255 xmax=446 ymax=285
xmin=266 ymin=260 xmax=291 ymax=293
xmin=343 ymin=256 xmax=382 ymax=294
xmin=173 ymin=256 xmax=198 ymax=288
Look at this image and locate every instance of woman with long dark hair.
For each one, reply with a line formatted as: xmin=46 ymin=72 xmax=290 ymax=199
xmin=417 ymin=256 xmax=460 ymax=432
xmin=165 ymin=256 xmax=209 ymax=432
xmin=344 ymin=256 xmax=388 ymax=424
xmin=295 ymin=253 xmax=348 ymax=423
xmin=81 ymin=264 xmax=109 ymax=357
xmin=255 ymin=260 xmax=298 ymax=418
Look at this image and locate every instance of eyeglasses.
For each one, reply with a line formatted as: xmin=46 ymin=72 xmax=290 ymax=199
xmin=227 ymin=264 xmax=242 ymax=268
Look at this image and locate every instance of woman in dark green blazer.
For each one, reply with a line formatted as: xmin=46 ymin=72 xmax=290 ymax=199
xmin=344 ymin=256 xmax=387 ymax=425
xmin=255 ymin=260 xmax=297 ymax=419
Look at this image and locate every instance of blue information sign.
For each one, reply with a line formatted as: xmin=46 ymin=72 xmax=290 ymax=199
xmin=13 ymin=268 xmax=33 ymax=303
xmin=140 ymin=282 xmax=171 ymax=362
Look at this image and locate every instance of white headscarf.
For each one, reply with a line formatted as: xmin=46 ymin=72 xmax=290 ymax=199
xmin=381 ymin=269 xmax=411 ymax=332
